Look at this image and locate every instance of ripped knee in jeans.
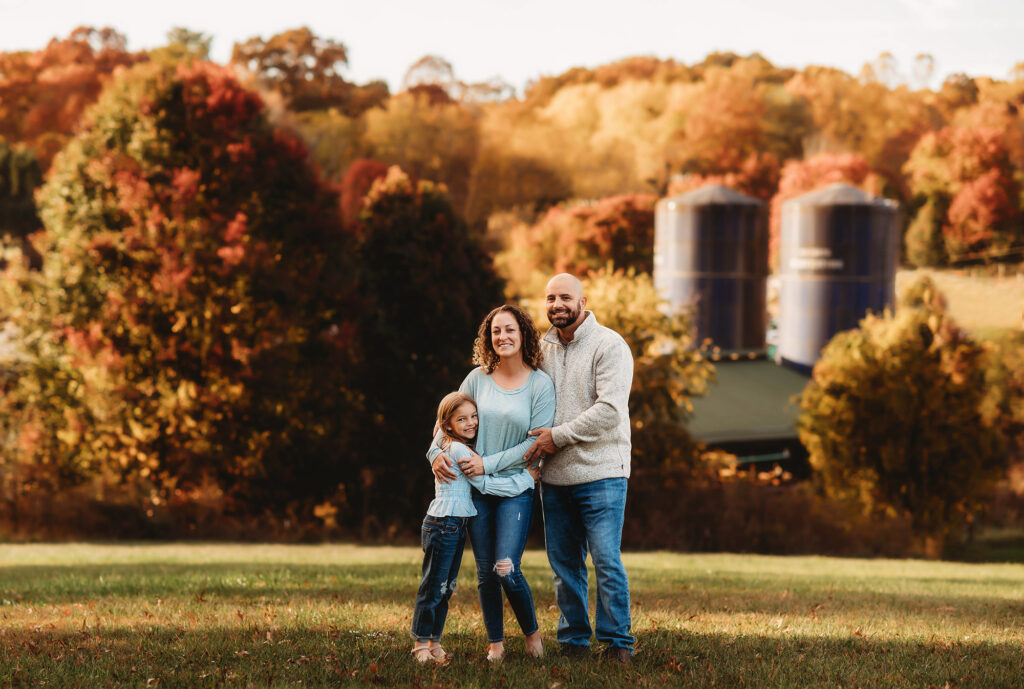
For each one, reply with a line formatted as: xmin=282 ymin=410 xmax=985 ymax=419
xmin=493 ymin=558 xmax=513 ymax=577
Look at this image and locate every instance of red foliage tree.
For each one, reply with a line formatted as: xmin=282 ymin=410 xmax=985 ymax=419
xmin=667 ymin=152 xmax=780 ymax=201
xmin=905 ymin=122 xmax=1021 ymax=259
xmin=339 ymin=159 xmax=391 ymax=229
xmin=499 ymin=194 xmax=657 ymax=296
xmin=0 ymin=61 xmax=364 ymax=525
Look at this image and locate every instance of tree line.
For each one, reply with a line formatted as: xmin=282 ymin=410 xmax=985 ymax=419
xmin=0 ymin=27 xmax=1021 ymax=553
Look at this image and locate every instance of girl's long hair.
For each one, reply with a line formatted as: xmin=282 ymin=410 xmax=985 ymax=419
xmin=472 ymin=304 xmax=543 ymax=374
xmin=436 ymin=391 xmax=476 ymax=451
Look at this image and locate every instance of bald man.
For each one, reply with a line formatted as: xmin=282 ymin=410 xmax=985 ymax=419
xmin=523 ymin=273 xmax=635 ymax=664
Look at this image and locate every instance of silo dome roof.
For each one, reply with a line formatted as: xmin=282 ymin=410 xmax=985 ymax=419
xmin=783 ymin=182 xmax=898 ymax=208
xmin=659 ymin=184 xmax=761 ymax=209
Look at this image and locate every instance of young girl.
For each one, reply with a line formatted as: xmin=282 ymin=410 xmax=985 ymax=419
xmin=411 ymin=392 xmax=539 ymax=663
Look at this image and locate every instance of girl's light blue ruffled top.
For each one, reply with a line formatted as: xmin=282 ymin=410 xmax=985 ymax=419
xmin=426 ymin=440 xmax=533 ymax=517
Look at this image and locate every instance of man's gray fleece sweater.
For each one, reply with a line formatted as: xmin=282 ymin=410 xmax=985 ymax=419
xmin=539 ymin=311 xmax=634 ymax=486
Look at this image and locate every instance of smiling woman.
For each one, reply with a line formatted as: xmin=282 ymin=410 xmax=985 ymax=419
xmin=427 ymin=304 xmax=555 ymax=660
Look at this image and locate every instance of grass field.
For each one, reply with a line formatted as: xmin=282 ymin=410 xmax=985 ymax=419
xmin=1 ymin=544 xmax=1023 ymax=688
xmin=896 ymin=268 xmax=1024 ymax=333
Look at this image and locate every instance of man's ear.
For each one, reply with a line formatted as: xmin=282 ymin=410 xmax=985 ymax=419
xmin=579 ymin=296 xmax=588 ymax=310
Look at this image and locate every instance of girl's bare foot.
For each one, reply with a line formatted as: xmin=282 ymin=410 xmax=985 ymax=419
xmin=428 ymin=642 xmax=448 ymax=662
xmin=486 ymin=641 xmax=504 ymax=662
xmin=412 ymin=643 xmax=434 ymax=663
xmin=525 ymin=631 xmax=544 ymax=658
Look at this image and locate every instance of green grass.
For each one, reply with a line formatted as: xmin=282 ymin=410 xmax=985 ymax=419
xmin=2 ymin=544 xmax=1023 ymax=688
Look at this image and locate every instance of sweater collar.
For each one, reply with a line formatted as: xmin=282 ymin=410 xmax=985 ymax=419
xmin=543 ymin=310 xmax=597 ymax=346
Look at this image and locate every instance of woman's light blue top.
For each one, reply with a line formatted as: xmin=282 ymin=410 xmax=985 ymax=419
xmin=426 ymin=441 xmax=532 ymax=517
xmin=460 ymin=367 xmax=556 ymax=476
xmin=427 ymin=367 xmax=557 ymax=488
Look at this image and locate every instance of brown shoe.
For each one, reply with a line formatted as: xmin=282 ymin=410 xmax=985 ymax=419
xmin=602 ymin=647 xmax=632 ymax=665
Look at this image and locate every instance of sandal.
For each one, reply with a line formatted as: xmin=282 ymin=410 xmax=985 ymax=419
xmin=412 ymin=644 xmax=434 ymax=663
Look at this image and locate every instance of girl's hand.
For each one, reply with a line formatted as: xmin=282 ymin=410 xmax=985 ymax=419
xmin=528 ymin=464 xmax=541 ymax=482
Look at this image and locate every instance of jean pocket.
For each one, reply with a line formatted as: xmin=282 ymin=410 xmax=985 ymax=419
xmin=441 ymin=518 xmax=461 ymax=536
xmin=421 ymin=516 xmax=442 ymax=551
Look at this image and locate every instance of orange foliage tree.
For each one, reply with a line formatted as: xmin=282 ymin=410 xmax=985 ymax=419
xmin=498 ymin=194 xmax=657 ymax=297
xmin=666 ymin=152 xmax=780 ymax=201
xmin=0 ymin=26 xmax=147 ymax=168
xmin=785 ymin=63 xmax=942 ymax=200
xmin=666 ymin=56 xmax=809 ymax=179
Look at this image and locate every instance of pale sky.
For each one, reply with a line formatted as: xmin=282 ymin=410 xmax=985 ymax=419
xmin=0 ymin=0 xmax=1021 ymax=93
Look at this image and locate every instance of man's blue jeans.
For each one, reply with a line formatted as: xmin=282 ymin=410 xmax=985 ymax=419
xmin=411 ymin=515 xmax=468 ymax=642
xmin=468 ymin=488 xmax=539 ymax=642
xmin=541 ymin=477 xmax=633 ymax=651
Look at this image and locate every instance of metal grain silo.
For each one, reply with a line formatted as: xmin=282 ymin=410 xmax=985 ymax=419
xmin=777 ymin=183 xmax=900 ymax=371
xmin=654 ymin=185 xmax=767 ymax=352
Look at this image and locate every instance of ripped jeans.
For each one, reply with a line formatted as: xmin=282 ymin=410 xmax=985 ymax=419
xmin=468 ymin=488 xmax=538 ymax=642
xmin=411 ymin=515 xmax=469 ymax=642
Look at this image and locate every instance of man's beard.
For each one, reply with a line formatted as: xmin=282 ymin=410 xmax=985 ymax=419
xmin=547 ymin=302 xmax=581 ymax=328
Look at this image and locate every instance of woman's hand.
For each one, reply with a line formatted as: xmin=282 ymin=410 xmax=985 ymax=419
xmin=528 ymin=464 xmax=542 ymax=482
xmin=457 ymin=451 xmax=484 ymax=478
xmin=431 ymin=453 xmax=458 ymax=484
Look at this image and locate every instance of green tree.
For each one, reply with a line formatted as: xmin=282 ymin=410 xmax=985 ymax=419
xmin=0 ymin=141 xmax=42 ymax=238
xmin=0 ymin=61 xmax=363 ymax=521
xmin=149 ymin=27 xmax=212 ymax=65
xmin=352 ymin=167 xmax=505 ymax=528
xmin=797 ymin=278 xmax=1004 ymax=544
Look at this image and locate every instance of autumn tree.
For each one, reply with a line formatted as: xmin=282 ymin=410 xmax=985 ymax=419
xmin=0 ymin=27 xmax=147 ymax=169
xmin=351 ymin=167 xmax=505 ymax=527
xmin=904 ymin=123 xmax=1020 ymax=261
xmin=666 ymin=56 xmax=809 ymax=178
xmin=291 ymin=108 xmax=372 ymax=183
xmin=231 ymin=27 xmax=387 ymax=115
xmin=666 ymin=152 xmax=780 ymax=201
xmin=149 ymin=27 xmax=212 ymax=65
xmin=363 ymin=92 xmax=480 ymax=214
xmin=402 ymin=54 xmax=515 ymax=103
xmin=784 ymin=63 xmax=942 ymax=200
xmin=0 ymin=62 xmax=364 ymax=524
xmin=497 ymin=194 xmax=657 ymax=298
xmin=338 ymin=158 xmax=390 ymax=228
xmin=798 ymin=278 xmax=1003 ymax=545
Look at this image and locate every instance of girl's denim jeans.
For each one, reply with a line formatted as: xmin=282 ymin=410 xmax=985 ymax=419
xmin=468 ymin=488 xmax=538 ymax=642
xmin=411 ymin=515 xmax=469 ymax=642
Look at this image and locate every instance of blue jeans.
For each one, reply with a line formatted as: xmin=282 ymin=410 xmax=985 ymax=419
xmin=468 ymin=488 xmax=538 ymax=643
xmin=411 ymin=515 xmax=469 ymax=642
xmin=541 ymin=478 xmax=633 ymax=651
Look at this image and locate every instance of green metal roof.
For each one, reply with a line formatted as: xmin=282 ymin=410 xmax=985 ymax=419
xmin=686 ymin=359 xmax=810 ymax=444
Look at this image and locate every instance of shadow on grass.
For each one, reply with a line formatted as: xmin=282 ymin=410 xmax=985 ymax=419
xmin=1 ymin=627 xmax=1022 ymax=688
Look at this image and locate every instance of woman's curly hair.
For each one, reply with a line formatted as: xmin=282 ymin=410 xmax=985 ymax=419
xmin=472 ymin=304 xmax=544 ymax=374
